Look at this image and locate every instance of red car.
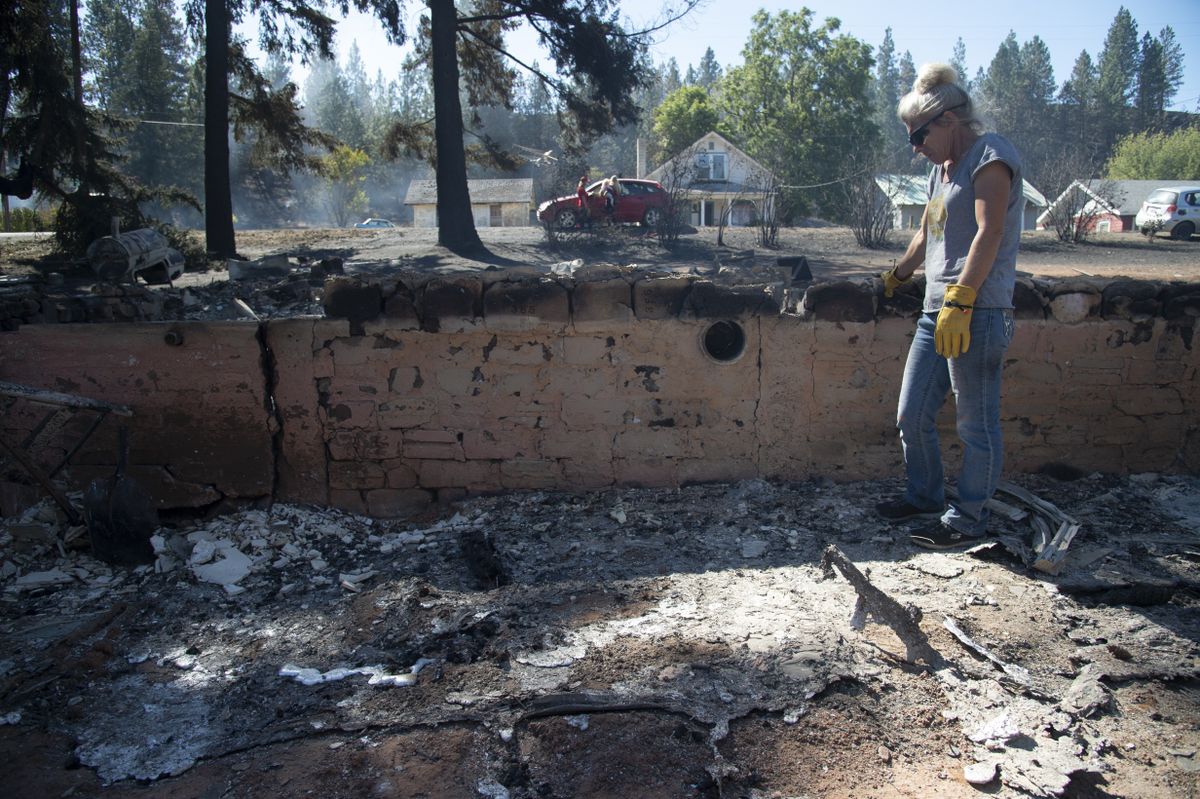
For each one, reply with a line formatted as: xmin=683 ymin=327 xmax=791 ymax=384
xmin=537 ymin=178 xmax=669 ymax=228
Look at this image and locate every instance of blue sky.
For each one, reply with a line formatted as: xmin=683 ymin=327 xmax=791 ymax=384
xmin=259 ymin=0 xmax=1199 ymax=113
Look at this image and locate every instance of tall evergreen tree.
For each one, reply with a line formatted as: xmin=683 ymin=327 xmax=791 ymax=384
xmin=1016 ymin=36 xmax=1055 ymax=177
xmin=978 ymin=32 xmax=1021 ymax=136
xmin=2 ymin=0 xmax=137 ymax=248
xmin=1095 ymin=6 xmax=1139 ymax=152
xmin=949 ymin=38 xmax=968 ymax=91
xmin=661 ymin=58 xmax=683 ymax=97
xmin=1134 ymin=32 xmax=1166 ymax=130
xmin=1158 ymin=27 xmax=1185 ymax=111
xmin=872 ymin=28 xmax=906 ymax=170
xmin=125 ymin=0 xmax=196 ymax=192
xmin=82 ymin=0 xmax=138 ymax=109
xmin=696 ymin=47 xmax=722 ymax=90
xmin=897 ymin=51 xmax=916 ymax=98
xmin=1058 ymin=50 xmax=1100 ymax=156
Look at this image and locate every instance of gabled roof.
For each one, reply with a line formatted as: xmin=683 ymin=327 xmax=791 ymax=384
xmin=404 ymin=178 xmax=534 ymax=206
xmin=1036 ymin=178 xmax=1173 ymax=224
xmin=875 ymin=173 xmax=1048 ymax=208
xmin=645 ymin=131 xmax=774 ymax=184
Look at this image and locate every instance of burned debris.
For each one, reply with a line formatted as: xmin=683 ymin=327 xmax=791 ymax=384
xmin=0 ymin=472 xmax=1198 ymax=796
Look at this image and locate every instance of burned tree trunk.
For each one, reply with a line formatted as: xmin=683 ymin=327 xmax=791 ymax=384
xmin=429 ymin=0 xmax=481 ymax=253
xmin=203 ymin=0 xmax=236 ymax=258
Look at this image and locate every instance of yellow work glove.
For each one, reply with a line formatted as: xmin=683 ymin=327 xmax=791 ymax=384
xmin=935 ymin=284 xmax=977 ymax=358
xmin=880 ymin=267 xmax=911 ymax=298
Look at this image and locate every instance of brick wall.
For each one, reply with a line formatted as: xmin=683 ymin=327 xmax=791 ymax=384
xmin=2 ymin=274 xmax=1197 ymax=517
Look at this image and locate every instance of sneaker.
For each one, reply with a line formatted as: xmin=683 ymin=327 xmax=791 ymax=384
xmin=910 ymin=522 xmax=980 ymax=550
xmin=875 ymin=497 xmax=943 ymax=522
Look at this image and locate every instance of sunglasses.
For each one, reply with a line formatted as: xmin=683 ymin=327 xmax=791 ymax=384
xmin=908 ymin=109 xmax=948 ymax=146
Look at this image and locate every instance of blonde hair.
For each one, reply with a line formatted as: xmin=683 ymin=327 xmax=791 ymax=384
xmin=897 ymin=63 xmax=980 ymax=131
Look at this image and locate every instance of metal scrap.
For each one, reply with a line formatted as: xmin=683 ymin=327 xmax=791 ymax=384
xmin=994 ymin=481 xmax=1082 ymax=574
xmin=942 ymin=616 xmax=1031 ymax=686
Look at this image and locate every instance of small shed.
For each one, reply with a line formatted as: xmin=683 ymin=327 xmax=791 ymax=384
xmin=875 ymin=173 xmax=1048 ymax=231
xmin=1035 ymin=179 xmax=1171 ymax=233
xmin=404 ymin=179 xmax=535 ymax=228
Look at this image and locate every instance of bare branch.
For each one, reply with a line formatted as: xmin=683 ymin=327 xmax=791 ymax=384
xmin=457 ymin=25 xmax=567 ymax=98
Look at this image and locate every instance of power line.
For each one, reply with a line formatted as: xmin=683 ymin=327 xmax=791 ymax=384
xmin=136 ymin=119 xmax=203 ymax=128
xmin=777 ymin=143 xmax=915 ymax=190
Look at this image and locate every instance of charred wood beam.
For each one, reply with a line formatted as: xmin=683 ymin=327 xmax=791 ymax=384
xmin=820 ymin=544 xmax=939 ymax=665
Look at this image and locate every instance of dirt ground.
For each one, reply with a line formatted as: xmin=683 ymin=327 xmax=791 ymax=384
xmin=2 ymin=224 xmax=1199 ymax=310
xmin=1 ymin=225 xmax=1199 ymax=798
xmin=223 ymin=223 xmax=1200 ymax=283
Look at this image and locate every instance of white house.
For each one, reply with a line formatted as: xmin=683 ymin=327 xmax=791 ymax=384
xmin=404 ymin=178 xmax=535 ymax=228
xmin=875 ymin=173 xmax=1049 ymax=231
xmin=645 ymin=132 xmax=776 ymax=227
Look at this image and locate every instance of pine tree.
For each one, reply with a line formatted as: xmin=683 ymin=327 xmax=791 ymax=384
xmin=949 ymin=38 xmax=968 ymax=91
xmin=1058 ymin=50 xmax=1100 ymax=156
xmin=1095 ymin=6 xmax=1139 ymax=153
xmin=897 ymin=51 xmax=916 ymax=98
xmin=82 ymin=0 xmax=138 ymax=109
xmin=696 ymin=47 xmax=722 ymax=90
xmin=1158 ymin=27 xmax=1184 ymax=111
xmin=1134 ymin=32 xmax=1166 ymax=130
xmin=872 ymin=28 xmax=906 ymax=170
xmin=2 ymin=0 xmax=138 ymax=248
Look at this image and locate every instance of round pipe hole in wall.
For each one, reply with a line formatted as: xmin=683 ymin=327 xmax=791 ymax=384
xmin=701 ymin=320 xmax=746 ymax=363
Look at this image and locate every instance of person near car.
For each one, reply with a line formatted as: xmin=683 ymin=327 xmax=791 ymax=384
xmin=602 ymin=175 xmax=620 ymax=222
xmin=876 ymin=62 xmax=1024 ymax=550
xmin=576 ymin=175 xmax=590 ymax=226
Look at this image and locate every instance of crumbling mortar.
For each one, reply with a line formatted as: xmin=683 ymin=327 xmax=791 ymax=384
xmin=251 ymin=321 xmax=286 ymax=501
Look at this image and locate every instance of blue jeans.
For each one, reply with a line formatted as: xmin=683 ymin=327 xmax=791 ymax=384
xmin=896 ymin=309 xmax=1014 ymax=536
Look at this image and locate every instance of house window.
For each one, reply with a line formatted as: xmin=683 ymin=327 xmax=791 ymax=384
xmin=694 ymin=152 xmax=727 ymax=181
xmin=709 ymin=153 xmax=726 ymax=181
xmin=489 ymin=204 xmax=503 ymax=227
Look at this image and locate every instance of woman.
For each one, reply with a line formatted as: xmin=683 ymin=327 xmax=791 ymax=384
xmin=876 ymin=63 xmax=1024 ymax=550
xmin=575 ymin=174 xmax=590 ymax=226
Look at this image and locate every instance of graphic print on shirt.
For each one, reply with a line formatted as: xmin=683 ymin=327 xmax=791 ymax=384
xmin=927 ymin=193 xmax=947 ymax=241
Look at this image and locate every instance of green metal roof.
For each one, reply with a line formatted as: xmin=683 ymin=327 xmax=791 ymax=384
xmin=875 ymin=173 xmax=1048 ymax=208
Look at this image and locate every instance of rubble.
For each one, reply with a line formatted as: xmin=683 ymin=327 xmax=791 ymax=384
xmin=0 ymin=473 xmax=1198 ymax=797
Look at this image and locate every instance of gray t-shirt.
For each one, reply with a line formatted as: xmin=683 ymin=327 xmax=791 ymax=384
xmin=923 ymin=133 xmax=1023 ymax=311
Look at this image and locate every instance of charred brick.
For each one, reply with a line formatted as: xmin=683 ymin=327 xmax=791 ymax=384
xmin=685 ymin=281 xmax=774 ymax=318
xmin=323 ymin=278 xmax=382 ymax=333
xmin=634 ymin=276 xmax=693 ymax=320
xmin=1013 ymin=278 xmax=1046 ymax=319
xmin=483 ymin=279 xmax=570 ymax=328
xmin=803 ymin=281 xmax=875 ymax=323
xmin=419 ymin=277 xmax=482 ymax=332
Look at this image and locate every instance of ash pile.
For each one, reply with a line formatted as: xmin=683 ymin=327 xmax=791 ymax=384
xmin=1 ymin=474 xmax=1200 ymax=796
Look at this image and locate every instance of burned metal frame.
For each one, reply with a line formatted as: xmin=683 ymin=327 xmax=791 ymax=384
xmin=0 ymin=381 xmax=132 ymax=525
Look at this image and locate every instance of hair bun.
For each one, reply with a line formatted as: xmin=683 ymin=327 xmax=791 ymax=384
xmin=914 ymin=63 xmax=959 ymax=94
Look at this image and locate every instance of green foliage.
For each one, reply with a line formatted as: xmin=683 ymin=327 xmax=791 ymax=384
xmin=5 ymin=207 xmax=53 ymax=232
xmin=871 ymin=28 xmax=909 ymax=171
xmin=1106 ymin=127 xmax=1200 ymax=180
xmin=652 ymin=86 xmax=718 ymax=161
xmin=320 ymin=145 xmax=370 ymax=227
xmin=694 ymin=47 xmax=722 ymax=90
xmin=718 ymin=8 xmax=876 ymax=220
xmin=977 ymin=33 xmax=1056 ymax=179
